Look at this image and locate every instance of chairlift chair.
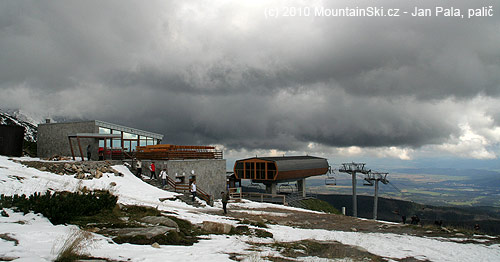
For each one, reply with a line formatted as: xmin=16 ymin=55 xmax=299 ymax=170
xmin=278 ymin=183 xmax=294 ymax=194
xmin=325 ymin=170 xmax=337 ymax=186
xmin=363 ymin=178 xmax=374 ymax=186
xmin=248 ymin=183 xmax=263 ymax=190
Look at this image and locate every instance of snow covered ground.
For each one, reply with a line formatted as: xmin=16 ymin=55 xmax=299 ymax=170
xmin=1 ymin=155 xmax=500 ymax=261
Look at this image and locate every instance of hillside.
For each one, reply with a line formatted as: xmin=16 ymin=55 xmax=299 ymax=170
xmin=317 ymin=194 xmax=500 ymax=235
xmin=1 ymin=156 xmax=500 ymax=261
xmin=0 ymin=110 xmax=41 ymax=156
xmin=0 ymin=109 xmax=40 ymax=143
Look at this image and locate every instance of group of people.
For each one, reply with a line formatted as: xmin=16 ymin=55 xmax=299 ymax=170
xmin=133 ymin=159 xmax=230 ymax=214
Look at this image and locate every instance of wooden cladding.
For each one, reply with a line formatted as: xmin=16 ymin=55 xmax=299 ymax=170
xmin=135 ymin=144 xmax=223 ymax=160
xmin=234 ymin=156 xmax=329 ymax=182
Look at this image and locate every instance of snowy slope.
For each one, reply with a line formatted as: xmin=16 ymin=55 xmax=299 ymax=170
xmin=1 ymin=156 xmax=500 ymax=262
xmin=0 ymin=110 xmax=39 ymax=142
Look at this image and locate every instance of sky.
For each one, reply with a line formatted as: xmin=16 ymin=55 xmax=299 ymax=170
xmin=1 ymin=0 xmax=499 ymax=170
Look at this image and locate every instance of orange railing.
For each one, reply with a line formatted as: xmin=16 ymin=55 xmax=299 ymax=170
xmin=136 ymin=144 xmax=223 ymax=160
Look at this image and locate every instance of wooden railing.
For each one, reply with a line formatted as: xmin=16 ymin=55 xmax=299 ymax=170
xmin=197 ymin=187 xmax=211 ymax=205
xmin=229 ymin=187 xmax=243 ymax=200
xmin=165 ymin=176 xmax=211 ymax=205
xmin=135 ymin=144 xmax=223 ymax=160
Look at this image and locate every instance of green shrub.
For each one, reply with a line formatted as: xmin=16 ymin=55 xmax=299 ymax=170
xmin=0 ymin=191 xmax=117 ymax=225
xmin=299 ymin=199 xmax=341 ymax=214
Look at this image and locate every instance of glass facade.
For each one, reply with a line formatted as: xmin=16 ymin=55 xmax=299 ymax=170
xmin=97 ymin=124 xmax=161 ymax=152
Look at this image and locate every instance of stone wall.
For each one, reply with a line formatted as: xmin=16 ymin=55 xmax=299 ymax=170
xmin=37 ymin=121 xmax=99 ymax=160
xmin=141 ymin=159 xmax=227 ymax=200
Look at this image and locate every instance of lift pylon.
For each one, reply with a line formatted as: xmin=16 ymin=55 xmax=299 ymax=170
xmin=339 ymin=162 xmax=371 ymax=217
xmin=364 ymin=171 xmax=389 ymax=220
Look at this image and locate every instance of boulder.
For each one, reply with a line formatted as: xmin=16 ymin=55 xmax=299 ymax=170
xmin=151 ymin=242 xmax=161 ymax=248
xmin=103 ymin=226 xmax=176 ymax=239
xmin=39 ymin=166 xmax=47 ymax=171
xmin=201 ymin=221 xmax=233 ymax=234
xmin=95 ymin=170 xmax=103 ymax=179
xmin=140 ymin=216 xmax=179 ymax=230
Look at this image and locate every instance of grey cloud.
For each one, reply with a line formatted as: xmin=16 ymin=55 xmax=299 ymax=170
xmin=0 ymin=0 xmax=499 ymax=153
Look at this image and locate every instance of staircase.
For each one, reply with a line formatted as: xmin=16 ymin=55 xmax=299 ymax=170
xmin=142 ymin=177 xmax=211 ymax=207
xmin=286 ymin=192 xmax=314 ymax=209
xmin=176 ymin=192 xmax=205 ymax=208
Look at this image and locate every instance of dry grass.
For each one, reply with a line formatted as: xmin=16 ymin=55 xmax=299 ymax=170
xmin=53 ymin=228 xmax=95 ymax=262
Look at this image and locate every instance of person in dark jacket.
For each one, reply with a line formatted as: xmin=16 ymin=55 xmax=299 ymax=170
xmin=221 ymin=191 xmax=229 ymax=214
xmin=87 ymin=144 xmax=92 ymax=161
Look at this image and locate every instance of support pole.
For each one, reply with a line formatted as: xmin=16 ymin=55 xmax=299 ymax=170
xmin=76 ymin=137 xmax=84 ymax=161
xmin=373 ymin=180 xmax=379 ymax=220
xmin=352 ymin=172 xmax=357 ymax=217
xmin=68 ymin=137 xmax=75 ymax=160
xmin=297 ymin=178 xmax=306 ymax=197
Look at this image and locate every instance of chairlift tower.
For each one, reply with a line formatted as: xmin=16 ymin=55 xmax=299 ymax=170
xmin=339 ymin=162 xmax=370 ymax=217
xmin=364 ymin=172 xmax=389 ymax=220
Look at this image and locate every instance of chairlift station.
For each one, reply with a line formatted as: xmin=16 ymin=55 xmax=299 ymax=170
xmin=233 ymin=156 xmax=329 ymax=197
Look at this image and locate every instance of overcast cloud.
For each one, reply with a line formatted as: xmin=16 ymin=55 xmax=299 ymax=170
xmin=1 ymin=0 xmax=499 ymax=161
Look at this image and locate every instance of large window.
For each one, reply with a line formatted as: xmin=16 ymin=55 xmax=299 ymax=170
xmin=99 ymin=127 xmax=111 ymax=134
xmin=256 ymin=162 xmax=265 ymax=180
xmin=234 ymin=162 xmax=244 ymax=178
xmin=244 ymin=162 xmax=253 ymax=179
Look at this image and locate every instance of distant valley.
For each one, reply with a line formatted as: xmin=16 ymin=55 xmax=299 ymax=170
xmin=306 ymin=167 xmax=500 ymax=208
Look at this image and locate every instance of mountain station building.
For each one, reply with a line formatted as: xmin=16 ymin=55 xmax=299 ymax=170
xmin=37 ymin=120 xmax=163 ymax=160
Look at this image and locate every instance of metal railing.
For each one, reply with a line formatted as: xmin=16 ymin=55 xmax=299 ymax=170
xmin=228 ymin=187 xmax=286 ymax=205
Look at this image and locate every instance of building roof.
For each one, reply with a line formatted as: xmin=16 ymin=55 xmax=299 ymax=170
xmin=40 ymin=120 xmax=163 ymax=140
xmin=95 ymin=120 xmax=163 ymax=139
xmin=237 ymin=155 xmax=329 ymax=172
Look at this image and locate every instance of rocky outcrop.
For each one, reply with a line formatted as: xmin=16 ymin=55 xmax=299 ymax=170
xmin=201 ymin=221 xmax=233 ymax=234
xmin=102 ymin=226 xmax=178 ymax=239
xmin=140 ymin=216 xmax=179 ymax=231
xmin=19 ymin=160 xmax=124 ymax=180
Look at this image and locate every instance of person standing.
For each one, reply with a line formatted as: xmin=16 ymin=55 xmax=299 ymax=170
xmin=135 ymin=159 xmax=142 ymax=178
xmin=190 ymin=181 xmax=197 ymax=201
xmin=149 ymin=162 xmax=156 ymax=180
xmin=160 ymin=168 xmax=168 ymax=188
xmin=86 ymin=144 xmax=92 ymax=161
xmin=221 ymin=191 xmax=229 ymax=214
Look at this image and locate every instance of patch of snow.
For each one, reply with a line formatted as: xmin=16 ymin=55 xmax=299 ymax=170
xmin=1 ymin=156 xmax=500 ymax=262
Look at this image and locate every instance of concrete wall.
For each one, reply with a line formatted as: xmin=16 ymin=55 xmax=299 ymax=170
xmin=37 ymin=121 xmax=99 ymax=160
xmin=143 ymin=159 xmax=226 ymax=200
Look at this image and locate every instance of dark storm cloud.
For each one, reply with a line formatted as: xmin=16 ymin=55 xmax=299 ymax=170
xmin=0 ymin=0 xmax=499 ymax=152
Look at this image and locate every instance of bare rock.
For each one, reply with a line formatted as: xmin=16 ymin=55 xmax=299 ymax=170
xmin=39 ymin=166 xmax=47 ymax=171
xmin=103 ymin=226 xmax=176 ymax=239
xmin=151 ymin=242 xmax=161 ymax=248
xmin=95 ymin=170 xmax=103 ymax=179
xmin=109 ymin=182 xmax=117 ymax=187
xmin=141 ymin=216 xmax=179 ymax=230
xmin=201 ymin=221 xmax=233 ymax=234
xmin=351 ymin=227 xmax=358 ymax=232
